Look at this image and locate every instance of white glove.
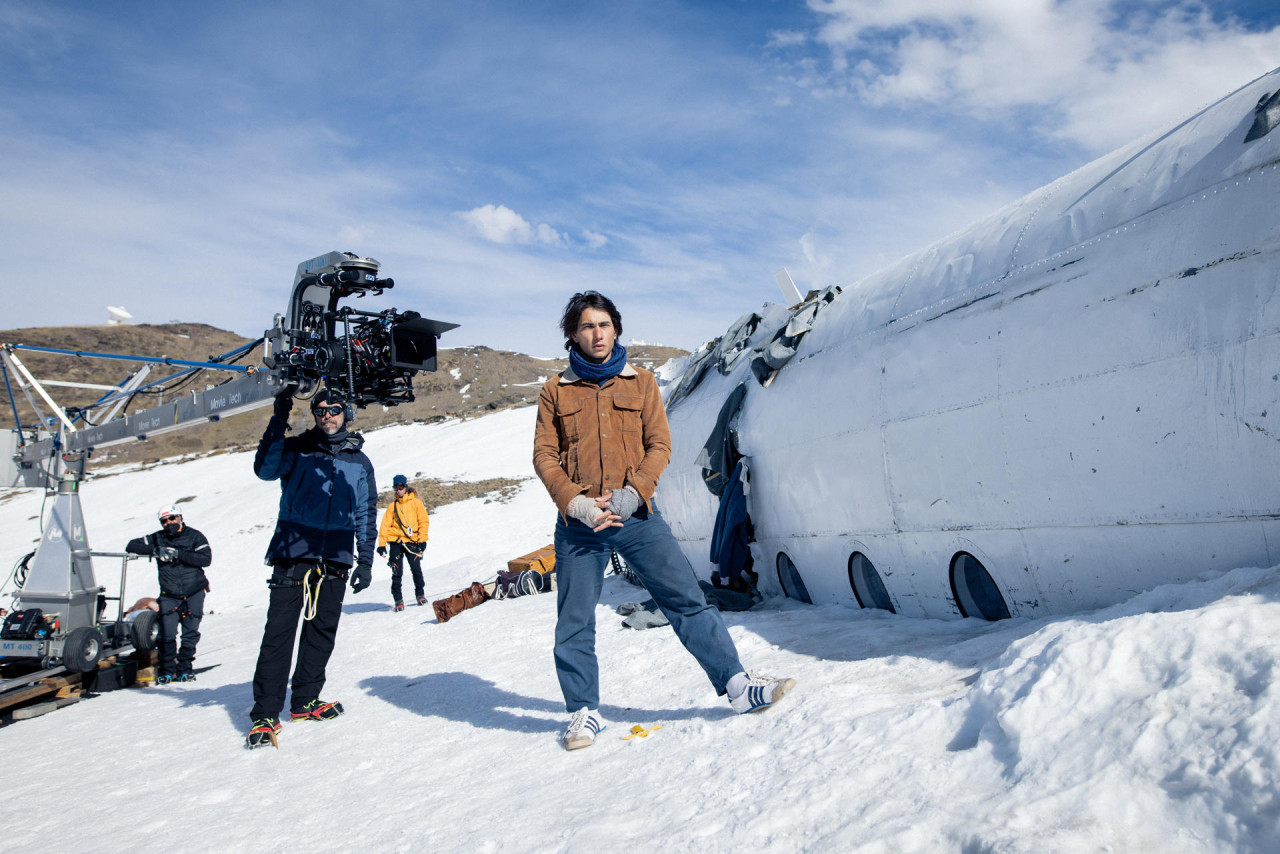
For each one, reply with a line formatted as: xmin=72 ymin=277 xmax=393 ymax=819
xmin=568 ymin=495 xmax=610 ymax=529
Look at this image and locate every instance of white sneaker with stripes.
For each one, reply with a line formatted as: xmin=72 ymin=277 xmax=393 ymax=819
xmin=562 ymin=707 xmax=607 ymax=750
xmin=728 ymin=673 xmax=796 ymax=714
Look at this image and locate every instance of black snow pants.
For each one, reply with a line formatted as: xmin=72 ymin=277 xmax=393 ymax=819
xmin=157 ymin=590 xmax=204 ymax=676
xmin=388 ymin=541 xmax=426 ymax=603
xmin=250 ymin=562 xmax=348 ymax=721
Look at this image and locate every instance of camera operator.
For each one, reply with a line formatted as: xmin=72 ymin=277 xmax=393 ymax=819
xmin=124 ymin=505 xmax=212 ymax=684
xmin=245 ymin=387 xmax=377 ymax=750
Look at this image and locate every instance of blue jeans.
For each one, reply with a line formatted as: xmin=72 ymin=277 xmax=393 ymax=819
xmin=553 ymin=507 xmax=744 ymax=711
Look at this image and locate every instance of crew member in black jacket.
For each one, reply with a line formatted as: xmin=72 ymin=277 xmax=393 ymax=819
xmin=126 ymin=505 xmax=212 ymax=684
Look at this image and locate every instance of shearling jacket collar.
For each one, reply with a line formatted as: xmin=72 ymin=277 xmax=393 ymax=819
xmin=560 ymin=362 xmax=638 ymax=383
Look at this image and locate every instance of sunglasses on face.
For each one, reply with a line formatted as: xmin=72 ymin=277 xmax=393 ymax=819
xmin=161 ymin=515 xmax=180 ymax=524
xmin=312 ymin=404 xmax=344 ymax=417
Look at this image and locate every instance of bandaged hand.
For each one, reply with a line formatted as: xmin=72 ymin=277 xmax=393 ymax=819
xmin=607 ymin=485 xmax=641 ymax=521
xmin=568 ymin=494 xmax=621 ymax=531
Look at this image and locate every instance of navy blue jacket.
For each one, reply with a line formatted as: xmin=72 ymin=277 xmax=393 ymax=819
xmin=254 ymin=415 xmax=377 ymax=568
xmin=710 ymin=460 xmax=751 ymax=581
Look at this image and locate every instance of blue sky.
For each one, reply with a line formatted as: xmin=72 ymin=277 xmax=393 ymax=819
xmin=2 ymin=1 xmax=1277 ymax=355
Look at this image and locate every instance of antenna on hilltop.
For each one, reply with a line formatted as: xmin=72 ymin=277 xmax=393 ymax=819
xmin=107 ymin=306 xmax=133 ymax=325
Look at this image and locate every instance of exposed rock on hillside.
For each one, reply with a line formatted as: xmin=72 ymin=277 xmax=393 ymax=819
xmin=1 ymin=323 xmax=686 ymax=466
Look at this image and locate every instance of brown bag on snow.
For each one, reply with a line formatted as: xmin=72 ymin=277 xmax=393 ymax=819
xmin=432 ymin=581 xmax=490 ymax=623
xmin=507 ymin=544 xmax=556 ymax=575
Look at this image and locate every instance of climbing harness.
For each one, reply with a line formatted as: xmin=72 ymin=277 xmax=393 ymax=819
xmin=302 ymin=566 xmax=325 ymax=621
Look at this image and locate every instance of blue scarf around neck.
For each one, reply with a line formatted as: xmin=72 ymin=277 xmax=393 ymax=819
xmin=570 ymin=343 xmax=628 ymax=382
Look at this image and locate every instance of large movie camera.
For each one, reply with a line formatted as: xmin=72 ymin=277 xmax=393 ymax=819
xmin=264 ymin=252 xmax=457 ymax=411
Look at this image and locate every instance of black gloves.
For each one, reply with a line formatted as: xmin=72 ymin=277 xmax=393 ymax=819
xmin=350 ymin=563 xmax=372 ymax=593
xmin=273 ymin=393 xmax=294 ymax=420
xmin=376 ymin=545 xmax=388 ymax=557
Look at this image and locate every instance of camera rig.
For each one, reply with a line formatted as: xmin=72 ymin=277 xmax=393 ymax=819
xmin=265 ymin=251 xmax=458 ymax=409
xmin=0 ymin=252 xmax=456 ymax=680
xmin=3 ymin=251 xmax=457 ymax=488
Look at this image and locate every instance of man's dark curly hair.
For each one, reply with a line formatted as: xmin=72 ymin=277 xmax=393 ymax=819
xmin=559 ymin=291 xmax=623 ymax=352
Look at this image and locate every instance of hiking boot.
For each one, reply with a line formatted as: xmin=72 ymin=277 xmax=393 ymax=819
xmin=393 ymin=601 xmax=405 ymax=612
xmin=290 ymin=699 xmax=344 ymax=722
xmin=173 ymin=672 xmax=197 ymax=683
xmin=245 ymin=717 xmax=282 ymax=750
xmin=155 ymin=673 xmax=173 ymax=685
xmin=562 ymin=707 xmax=607 ymax=751
xmin=728 ymin=673 xmax=796 ymax=714
xmin=416 ymin=595 xmax=427 ymax=606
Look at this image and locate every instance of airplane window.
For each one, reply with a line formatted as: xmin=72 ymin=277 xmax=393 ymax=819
xmin=949 ymin=552 xmax=1011 ymax=620
xmin=1245 ymin=88 xmax=1279 ymax=142
xmin=848 ymin=552 xmax=894 ymax=612
xmin=776 ymin=552 xmax=812 ymax=604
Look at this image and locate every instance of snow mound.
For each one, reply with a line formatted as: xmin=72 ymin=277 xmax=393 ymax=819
xmin=2 ymin=407 xmax=1276 ymax=852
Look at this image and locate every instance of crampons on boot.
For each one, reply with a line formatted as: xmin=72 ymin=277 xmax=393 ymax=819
xmin=416 ymin=596 xmax=427 ymax=607
xmin=393 ymin=601 xmax=405 ymax=612
xmin=245 ymin=717 xmax=282 ymax=750
xmin=290 ymin=699 xmax=344 ymax=721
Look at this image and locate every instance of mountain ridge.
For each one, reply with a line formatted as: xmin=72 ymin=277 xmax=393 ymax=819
xmin=1 ymin=323 xmax=688 ymax=466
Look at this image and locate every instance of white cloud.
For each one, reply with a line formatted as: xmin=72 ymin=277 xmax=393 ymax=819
xmin=582 ymin=230 xmax=609 ymax=249
xmin=337 ymin=224 xmax=368 ymax=245
xmin=798 ymin=231 xmax=829 ymax=274
xmin=766 ymin=29 xmax=810 ymax=50
xmin=534 ymin=222 xmax=564 ymax=245
xmin=458 ymin=204 xmax=566 ymax=246
xmin=804 ymin=0 xmax=1280 ymax=150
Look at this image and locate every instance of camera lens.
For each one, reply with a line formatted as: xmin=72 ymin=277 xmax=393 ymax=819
xmin=315 ymin=340 xmax=346 ymax=372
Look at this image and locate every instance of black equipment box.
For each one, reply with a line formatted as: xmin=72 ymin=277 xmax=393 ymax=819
xmin=86 ymin=659 xmax=139 ymax=692
xmin=2 ymin=608 xmax=47 ymax=640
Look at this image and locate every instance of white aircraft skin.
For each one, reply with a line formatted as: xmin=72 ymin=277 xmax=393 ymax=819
xmin=657 ymin=66 xmax=1280 ymax=620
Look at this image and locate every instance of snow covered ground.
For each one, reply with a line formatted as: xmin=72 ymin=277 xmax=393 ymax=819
xmin=1 ymin=405 xmax=1277 ymax=852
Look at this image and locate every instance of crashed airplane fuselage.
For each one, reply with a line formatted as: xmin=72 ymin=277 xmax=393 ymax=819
xmin=657 ymin=66 xmax=1280 ymax=620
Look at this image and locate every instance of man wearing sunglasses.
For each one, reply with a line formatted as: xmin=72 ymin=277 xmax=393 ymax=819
xmin=125 ymin=505 xmax=212 ymax=684
xmin=246 ymin=387 xmax=377 ymax=749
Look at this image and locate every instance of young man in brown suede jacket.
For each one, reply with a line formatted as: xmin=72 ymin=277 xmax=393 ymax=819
xmin=533 ymin=291 xmax=795 ymax=751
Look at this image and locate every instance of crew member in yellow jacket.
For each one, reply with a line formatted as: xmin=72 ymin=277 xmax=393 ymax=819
xmin=376 ymin=474 xmax=430 ymax=611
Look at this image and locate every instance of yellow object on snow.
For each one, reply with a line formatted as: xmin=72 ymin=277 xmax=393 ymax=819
xmin=622 ymin=724 xmax=662 ymax=740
